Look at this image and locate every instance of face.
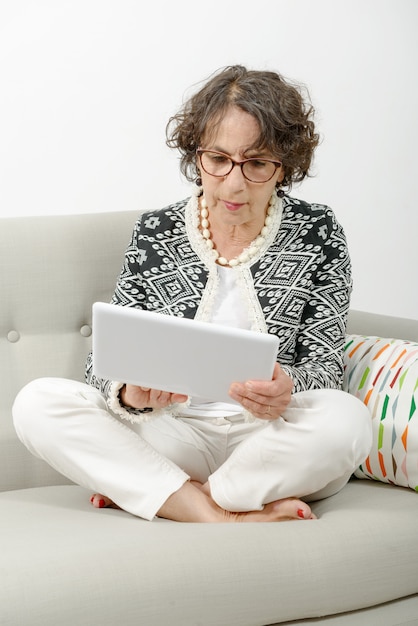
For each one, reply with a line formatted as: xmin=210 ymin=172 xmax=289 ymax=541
xmin=198 ymin=106 xmax=284 ymax=228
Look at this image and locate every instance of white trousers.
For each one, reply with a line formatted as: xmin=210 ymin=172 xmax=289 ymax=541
xmin=13 ymin=378 xmax=372 ymax=521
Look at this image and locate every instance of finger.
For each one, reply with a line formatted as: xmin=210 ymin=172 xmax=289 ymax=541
xmin=229 ymin=382 xmax=246 ymax=400
xmin=229 ymin=383 xmax=283 ymax=419
xmin=156 ymin=390 xmax=186 ymax=407
xmin=241 ymin=397 xmax=276 ymax=419
xmin=150 ymin=389 xmax=172 ymax=406
xmin=170 ymin=393 xmax=188 ymax=404
xmin=230 ymin=375 xmax=279 ymax=405
xmin=229 ymin=389 xmax=276 ymax=420
xmin=243 ymin=383 xmax=278 ymax=406
xmin=229 ymin=384 xmax=269 ymax=409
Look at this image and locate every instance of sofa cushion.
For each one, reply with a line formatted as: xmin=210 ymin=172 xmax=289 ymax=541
xmin=343 ymin=335 xmax=418 ymax=490
xmin=0 ymin=482 xmax=418 ymax=625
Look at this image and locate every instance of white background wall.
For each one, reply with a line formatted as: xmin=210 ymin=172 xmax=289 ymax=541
xmin=1 ymin=0 xmax=417 ymax=319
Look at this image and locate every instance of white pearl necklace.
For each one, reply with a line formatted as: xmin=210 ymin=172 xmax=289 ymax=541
xmin=199 ymin=192 xmax=277 ymax=267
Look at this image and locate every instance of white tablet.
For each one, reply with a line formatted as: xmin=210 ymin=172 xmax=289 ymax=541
xmin=92 ymin=302 xmax=279 ymax=404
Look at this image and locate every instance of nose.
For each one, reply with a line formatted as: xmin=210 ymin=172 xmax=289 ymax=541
xmin=225 ymin=161 xmax=246 ymax=190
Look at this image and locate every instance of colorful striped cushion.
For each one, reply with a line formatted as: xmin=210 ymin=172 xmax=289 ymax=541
xmin=343 ymin=335 xmax=418 ymax=491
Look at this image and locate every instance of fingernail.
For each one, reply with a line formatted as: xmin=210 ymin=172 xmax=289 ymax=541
xmin=297 ymin=508 xmax=305 ymax=519
xmin=98 ymin=499 xmax=106 ymax=509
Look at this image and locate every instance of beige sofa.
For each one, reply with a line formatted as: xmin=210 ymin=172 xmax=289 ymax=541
xmin=1 ymin=210 xmax=418 ymax=626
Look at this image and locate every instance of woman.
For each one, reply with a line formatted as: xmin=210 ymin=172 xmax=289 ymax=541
xmin=13 ymin=65 xmax=372 ymax=523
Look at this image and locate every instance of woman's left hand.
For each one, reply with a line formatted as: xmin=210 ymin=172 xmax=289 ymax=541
xmin=229 ymin=363 xmax=293 ymax=420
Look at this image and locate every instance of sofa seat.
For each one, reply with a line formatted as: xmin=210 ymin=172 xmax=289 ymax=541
xmin=1 ymin=480 xmax=417 ymax=626
xmin=2 ymin=211 xmax=418 ymax=624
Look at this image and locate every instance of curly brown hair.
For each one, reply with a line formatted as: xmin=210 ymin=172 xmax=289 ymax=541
xmin=166 ymin=65 xmax=319 ymax=190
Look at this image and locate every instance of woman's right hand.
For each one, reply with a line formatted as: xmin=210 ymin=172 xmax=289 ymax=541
xmin=120 ymin=384 xmax=188 ymax=410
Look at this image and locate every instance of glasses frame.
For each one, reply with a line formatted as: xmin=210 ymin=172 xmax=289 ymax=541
xmin=196 ymin=149 xmax=282 ymax=183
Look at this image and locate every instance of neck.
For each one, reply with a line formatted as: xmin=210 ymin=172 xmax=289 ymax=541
xmin=212 ymin=215 xmax=265 ymax=247
xmin=199 ymin=192 xmax=277 ymax=267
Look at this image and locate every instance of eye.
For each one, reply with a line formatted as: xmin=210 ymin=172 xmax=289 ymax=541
xmin=249 ymin=159 xmax=269 ymax=169
xmin=208 ymin=152 xmax=229 ymax=164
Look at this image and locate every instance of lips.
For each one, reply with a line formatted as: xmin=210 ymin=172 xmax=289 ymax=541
xmin=223 ymin=200 xmax=244 ymax=212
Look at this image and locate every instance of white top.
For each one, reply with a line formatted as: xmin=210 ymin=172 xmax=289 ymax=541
xmin=178 ymin=266 xmax=252 ymax=418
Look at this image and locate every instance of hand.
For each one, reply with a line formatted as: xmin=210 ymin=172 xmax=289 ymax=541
xmin=120 ymin=384 xmax=188 ymax=410
xmin=228 ymin=363 xmax=293 ymax=420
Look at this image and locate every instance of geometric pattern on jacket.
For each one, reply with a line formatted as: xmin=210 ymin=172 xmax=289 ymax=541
xmin=86 ymin=190 xmax=352 ymax=403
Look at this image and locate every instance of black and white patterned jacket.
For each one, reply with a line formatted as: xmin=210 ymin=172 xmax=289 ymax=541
xmin=86 ymin=190 xmax=352 ymax=421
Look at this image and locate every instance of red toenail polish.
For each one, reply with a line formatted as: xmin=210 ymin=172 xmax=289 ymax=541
xmin=297 ymin=508 xmax=305 ymax=519
xmin=98 ymin=499 xmax=105 ymax=508
xmin=90 ymin=496 xmax=94 ymax=503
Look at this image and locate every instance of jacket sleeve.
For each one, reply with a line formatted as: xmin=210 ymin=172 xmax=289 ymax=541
xmin=280 ymin=207 xmax=352 ymax=392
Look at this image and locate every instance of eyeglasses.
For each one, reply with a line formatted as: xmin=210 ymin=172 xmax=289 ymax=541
xmin=197 ymin=149 xmax=282 ymax=183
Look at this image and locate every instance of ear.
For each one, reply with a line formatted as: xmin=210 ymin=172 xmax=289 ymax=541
xmin=276 ymin=167 xmax=285 ymax=185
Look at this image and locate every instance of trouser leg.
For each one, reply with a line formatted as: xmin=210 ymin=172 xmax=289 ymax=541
xmin=13 ymin=380 xmax=373 ymax=518
xmin=209 ymin=389 xmax=372 ymax=511
xmin=12 ymin=378 xmax=190 ymax=520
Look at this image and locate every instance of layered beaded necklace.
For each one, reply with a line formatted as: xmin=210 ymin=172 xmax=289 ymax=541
xmin=199 ymin=191 xmax=278 ymax=267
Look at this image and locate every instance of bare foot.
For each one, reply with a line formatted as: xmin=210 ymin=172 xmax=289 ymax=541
xmin=90 ymin=493 xmax=120 ymax=510
xmin=221 ymin=498 xmax=317 ymax=522
xmin=158 ymin=481 xmax=317 ymax=523
xmin=190 ymin=480 xmax=316 ymax=522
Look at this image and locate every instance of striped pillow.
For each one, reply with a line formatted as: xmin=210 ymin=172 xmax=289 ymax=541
xmin=343 ymin=335 xmax=418 ymax=491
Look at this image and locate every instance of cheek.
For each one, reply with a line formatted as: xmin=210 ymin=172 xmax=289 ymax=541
xmin=253 ymin=184 xmax=276 ymax=209
xmin=201 ymin=176 xmax=219 ymax=204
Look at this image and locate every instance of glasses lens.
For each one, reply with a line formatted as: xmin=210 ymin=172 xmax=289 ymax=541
xmin=200 ymin=151 xmax=232 ymax=177
xmin=242 ymin=159 xmax=277 ymax=183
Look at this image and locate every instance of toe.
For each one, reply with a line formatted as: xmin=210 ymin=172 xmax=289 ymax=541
xmin=272 ymin=498 xmax=316 ymax=521
xmin=90 ymin=493 xmax=114 ymax=509
xmin=297 ymin=505 xmax=317 ymax=520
